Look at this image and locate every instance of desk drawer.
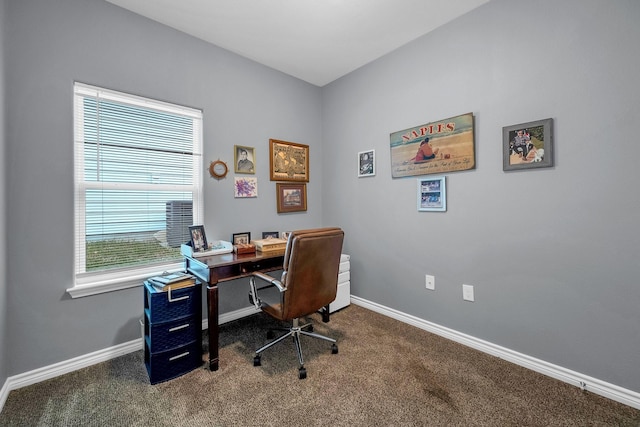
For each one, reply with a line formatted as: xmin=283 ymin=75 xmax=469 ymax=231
xmin=145 ymin=315 xmax=200 ymax=352
xmin=213 ymin=258 xmax=283 ymax=282
xmin=144 ymin=282 xmax=200 ymax=323
xmin=144 ymin=340 xmax=201 ymax=384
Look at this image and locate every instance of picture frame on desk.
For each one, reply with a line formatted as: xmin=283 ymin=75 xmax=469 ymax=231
xmin=262 ymin=231 xmax=279 ymax=239
xmin=280 ymin=231 xmax=291 ymax=240
xmin=232 ymin=232 xmax=251 ymax=245
xmin=189 ymin=225 xmax=208 ymax=252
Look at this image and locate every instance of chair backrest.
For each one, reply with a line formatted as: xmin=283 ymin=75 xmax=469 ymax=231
xmin=279 ymin=227 xmax=344 ymax=320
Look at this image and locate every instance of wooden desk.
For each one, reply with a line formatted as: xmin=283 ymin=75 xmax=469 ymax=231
xmin=184 ymin=250 xmax=285 ymax=371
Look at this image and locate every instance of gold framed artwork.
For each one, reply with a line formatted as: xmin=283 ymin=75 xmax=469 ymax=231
xmin=269 ymin=139 xmax=309 ymax=182
xmin=276 ymin=183 xmax=307 ymax=213
xmin=390 ymin=112 xmax=475 ymax=178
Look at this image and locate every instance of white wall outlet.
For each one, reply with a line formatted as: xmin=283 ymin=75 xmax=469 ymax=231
xmin=462 ymin=284 xmax=474 ymax=301
xmin=425 ymin=274 xmax=435 ymax=290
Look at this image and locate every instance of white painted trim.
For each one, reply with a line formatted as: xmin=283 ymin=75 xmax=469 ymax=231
xmin=351 ymin=296 xmax=640 ymax=410
xmin=0 ymin=305 xmax=259 ymax=411
xmin=2 ymin=299 xmax=638 ymax=414
xmin=219 ymin=306 xmax=260 ymax=325
xmin=0 ymin=339 xmax=141 ymax=412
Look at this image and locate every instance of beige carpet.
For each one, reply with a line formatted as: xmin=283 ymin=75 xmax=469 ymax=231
xmin=1 ymin=305 xmax=639 ymax=426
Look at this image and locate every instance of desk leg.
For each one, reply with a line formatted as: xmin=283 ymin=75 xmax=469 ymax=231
xmin=322 ymin=304 xmax=330 ymax=323
xmin=207 ymin=284 xmax=219 ymax=371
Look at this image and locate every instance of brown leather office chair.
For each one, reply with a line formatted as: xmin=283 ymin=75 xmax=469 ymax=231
xmin=249 ymin=227 xmax=344 ymax=379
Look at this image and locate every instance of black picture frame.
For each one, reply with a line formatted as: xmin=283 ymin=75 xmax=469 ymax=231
xmin=189 ymin=225 xmax=208 ymax=252
xmin=232 ymin=232 xmax=251 ymax=245
xmin=262 ymin=231 xmax=279 ymax=239
xmin=503 ymin=118 xmax=554 ymax=171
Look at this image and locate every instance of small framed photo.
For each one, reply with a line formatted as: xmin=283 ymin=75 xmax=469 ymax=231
xmin=358 ymin=149 xmax=375 ymax=177
xmin=276 ymin=183 xmax=307 ymax=213
xmin=269 ymin=139 xmax=309 ymax=182
xmin=503 ymin=118 xmax=554 ymax=171
xmin=232 ymin=232 xmax=251 ymax=245
xmin=234 ymin=145 xmax=255 ymax=174
xmin=262 ymin=231 xmax=279 ymax=239
xmin=189 ymin=225 xmax=208 ymax=252
xmin=417 ymin=176 xmax=446 ymax=212
xmin=234 ymin=177 xmax=258 ymax=198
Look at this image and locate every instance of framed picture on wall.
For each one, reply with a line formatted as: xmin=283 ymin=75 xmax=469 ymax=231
xmin=234 ymin=177 xmax=258 ymax=198
xmin=503 ymin=118 xmax=554 ymax=171
xmin=269 ymin=139 xmax=309 ymax=182
xmin=234 ymin=145 xmax=255 ymax=174
xmin=358 ymin=149 xmax=375 ymax=177
xmin=417 ymin=176 xmax=446 ymax=212
xmin=276 ymin=183 xmax=307 ymax=213
xmin=390 ymin=112 xmax=475 ymax=178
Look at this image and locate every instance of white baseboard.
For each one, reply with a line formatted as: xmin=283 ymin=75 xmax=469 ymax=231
xmin=2 ymin=300 xmax=639 ymax=413
xmin=0 ymin=339 xmax=141 ymax=412
xmin=0 ymin=306 xmax=260 ymax=412
xmin=351 ymin=296 xmax=640 ymax=410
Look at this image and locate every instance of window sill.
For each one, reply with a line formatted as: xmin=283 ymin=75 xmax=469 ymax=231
xmin=67 ymin=262 xmax=184 ymax=298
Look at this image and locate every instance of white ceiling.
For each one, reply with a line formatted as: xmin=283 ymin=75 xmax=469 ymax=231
xmin=105 ymin=0 xmax=490 ymax=87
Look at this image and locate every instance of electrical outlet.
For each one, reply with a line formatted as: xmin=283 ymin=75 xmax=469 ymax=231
xmin=425 ymin=274 xmax=435 ymax=290
xmin=462 ymin=284 xmax=474 ymax=301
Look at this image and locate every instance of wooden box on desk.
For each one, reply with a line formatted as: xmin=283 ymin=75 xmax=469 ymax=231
xmin=143 ymin=281 xmax=202 ymax=384
xmin=234 ymin=243 xmax=256 ymax=255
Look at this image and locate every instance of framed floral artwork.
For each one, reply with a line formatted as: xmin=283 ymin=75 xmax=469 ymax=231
xmin=234 ymin=177 xmax=258 ymax=198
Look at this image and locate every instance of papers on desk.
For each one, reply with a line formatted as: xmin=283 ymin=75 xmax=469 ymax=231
xmin=181 ymin=240 xmax=233 ymax=258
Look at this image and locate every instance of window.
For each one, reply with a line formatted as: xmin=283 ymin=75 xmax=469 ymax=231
xmin=70 ymin=83 xmax=203 ymax=297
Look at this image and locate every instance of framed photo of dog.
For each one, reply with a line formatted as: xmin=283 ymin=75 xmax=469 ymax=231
xmin=503 ymin=118 xmax=554 ymax=171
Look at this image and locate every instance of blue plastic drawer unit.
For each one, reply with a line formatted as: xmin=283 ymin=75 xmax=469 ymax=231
xmin=143 ymin=280 xmax=202 ymax=384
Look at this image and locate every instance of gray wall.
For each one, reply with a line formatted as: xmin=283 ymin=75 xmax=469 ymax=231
xmin=4 ymin=0 xmax=322 ymax=375
xmin=0 ymin=0 xmax=7 ymax=387
xmin=322 ymin=0 xmax=640 ymax=392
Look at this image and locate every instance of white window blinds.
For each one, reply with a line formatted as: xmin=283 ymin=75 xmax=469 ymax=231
xmin=73 ymin=83 xmax=203 ymax=291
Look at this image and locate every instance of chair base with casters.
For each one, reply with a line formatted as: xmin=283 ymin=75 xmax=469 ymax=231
xmin=249 ymin=279 xmax=339 ymax=379
xmin=252 ymin=317 xmax=338 ymax=379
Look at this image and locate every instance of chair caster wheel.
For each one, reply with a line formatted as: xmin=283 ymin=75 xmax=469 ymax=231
xmin=253 ymin=355 xmax=261 ymax=366
xmin=298 ymin=367 xmax=307 ymax=379
xmin=266 ymin=330 xmax=275 ymax=339
xmin=331 ymin=344 xmax=338 ymax=354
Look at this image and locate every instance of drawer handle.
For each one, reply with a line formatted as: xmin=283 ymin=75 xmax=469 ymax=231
xmin=169 ymin=351 xmax=189 ymax=361
xmin=168 ymin=289 xmax=189 ymax=302
xmin=169 ymin=324 xmax=189 ymax=332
